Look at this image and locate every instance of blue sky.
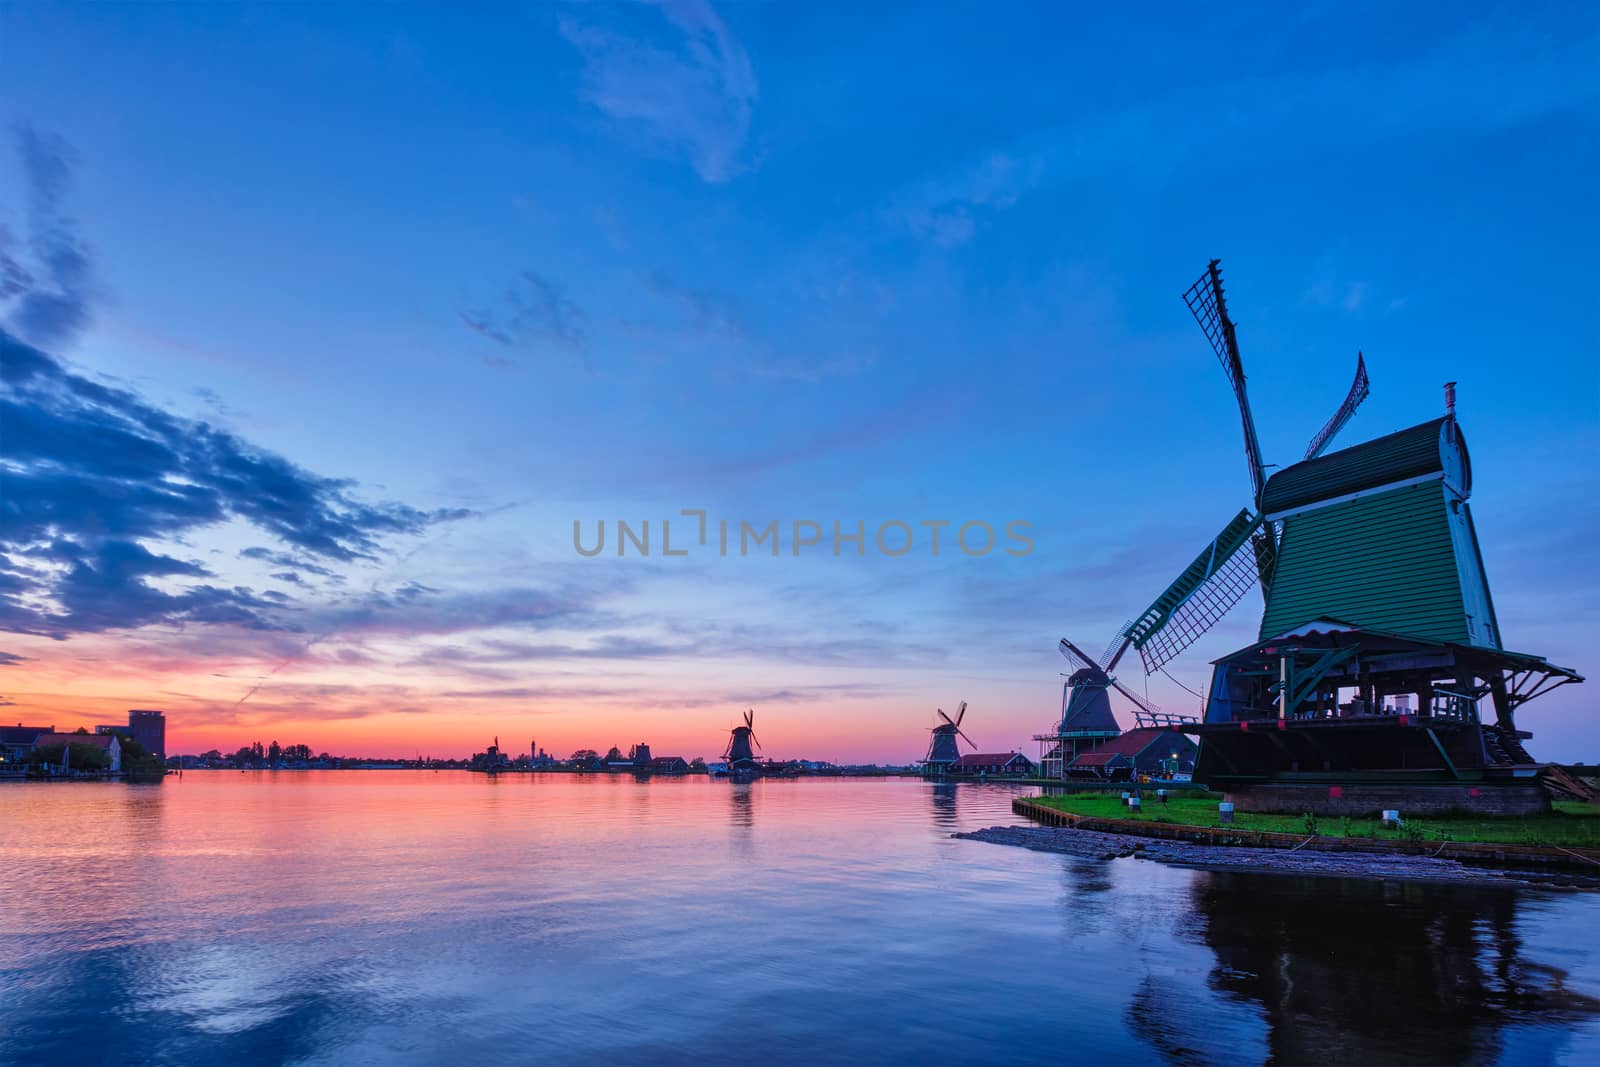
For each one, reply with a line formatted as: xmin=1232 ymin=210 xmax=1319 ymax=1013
xmin=0 ymin=1 xmax=1596 ymax=759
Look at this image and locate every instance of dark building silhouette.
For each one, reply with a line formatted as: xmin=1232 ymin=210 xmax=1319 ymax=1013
xmin=1 ymin=723 xmax=55 ymax=765
xmin=95 ymin=710 xmax=167 ymax=759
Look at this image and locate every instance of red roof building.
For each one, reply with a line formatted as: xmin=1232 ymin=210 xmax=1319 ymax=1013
xmin=1065 ymin=727 xmax=1195 ymax=780
xmin=29 ymin=732 xmax=123 ymax=772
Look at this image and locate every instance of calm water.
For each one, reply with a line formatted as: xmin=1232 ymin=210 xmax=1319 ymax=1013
xmin=4 ymin=773 xmax=1600 ymax=1066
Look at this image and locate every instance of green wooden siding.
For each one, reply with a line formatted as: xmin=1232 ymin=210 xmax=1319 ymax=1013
xmin=1260 ymin=480 xmax=1471 ymax=644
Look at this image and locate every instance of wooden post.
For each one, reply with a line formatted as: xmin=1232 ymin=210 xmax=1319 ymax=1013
xmin=1279 ymin=656 xmax=1289 ymax=720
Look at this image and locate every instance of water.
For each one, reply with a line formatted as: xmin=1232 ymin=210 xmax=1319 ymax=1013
xmin=3 ymin=773 xmax=1599 ymax=1066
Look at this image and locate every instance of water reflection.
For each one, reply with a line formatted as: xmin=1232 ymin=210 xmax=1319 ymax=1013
xmin=1130 ymin=872 xmax=1600 ymax=1066
xmin=928 ymin=782 xmax=958 ymax=830
xmin=2 ymin=775 xmax=1597 ymax=1067
xmin=726 ymin=780 xmax=754 ymax=865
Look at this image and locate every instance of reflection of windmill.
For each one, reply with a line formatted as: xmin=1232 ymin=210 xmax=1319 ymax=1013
xmin=920 ymin=701 xmax=973 ymax=778
xmin=723 ymin=708 xmax=761 ymax=782
xmin=1097 ymin=260 xmax=1371 ymax=678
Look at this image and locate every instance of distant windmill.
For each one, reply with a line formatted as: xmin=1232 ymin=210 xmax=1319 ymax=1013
xmin=724 ymin=709 xmax=761 ymax=782
xmin=921 ymin=701 xmax=974 ymax=777
xmin=1055 ymin=638 xmax=1166 ymax=730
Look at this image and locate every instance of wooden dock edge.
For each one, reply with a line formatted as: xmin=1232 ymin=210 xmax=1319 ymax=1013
xmin=1012 ymin=797 xmax=1600 ymax=871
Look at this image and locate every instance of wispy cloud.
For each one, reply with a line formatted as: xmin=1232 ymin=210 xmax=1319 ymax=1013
xmin=460 ymin=271 xmax=587 ymax=366
xmin=1 ymin=126 xmax=96 ymax=347
xmin=560 ymin=0 xmax=758 ymax=182
xmin=238 ymin=546 xmax=342 ymax=582
xmin=406 ymin=612 xmax=946 ymax=673
xmin=889 ymin=16 xmax=1600 ymax=247
xmin=645 ymin=270 xmax=746 ymax=342
xmin=896 ymin=153 xmax=1026 ymax=249
xmin=639 ymin=269 xmax=875 ymax=383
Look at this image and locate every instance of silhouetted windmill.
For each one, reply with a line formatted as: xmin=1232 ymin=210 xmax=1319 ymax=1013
xmin=724 ymin=708 xmax=761 ymax=782
xmin=1092 ymin=260 xmax=1371 ymax=677
xmin=1097 ymin=259 xmax=1584 ymax=808
xmin=1035 ymin=261 xmax=1371 ymax=779
xmin=921 ymin=701 xmax=973 ymax=778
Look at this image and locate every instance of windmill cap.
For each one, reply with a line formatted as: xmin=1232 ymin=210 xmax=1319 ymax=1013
xmin=1261 ymin=416 xmax=1470 ymax=517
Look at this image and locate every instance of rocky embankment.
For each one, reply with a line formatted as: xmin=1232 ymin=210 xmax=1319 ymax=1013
xmin=956 ymin=824 xmax=1600 ymax=891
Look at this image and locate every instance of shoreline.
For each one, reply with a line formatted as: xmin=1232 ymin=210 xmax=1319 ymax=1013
xmin=956 ymin=824 xmax=1600 ymax=891
xmin=980 ymin=796 xmax=1600 ymax=887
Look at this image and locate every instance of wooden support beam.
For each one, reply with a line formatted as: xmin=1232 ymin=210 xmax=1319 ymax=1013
xmin=1424 ymin=727 xmax=1460 ymax=779
xmin=1287 ymin=646 xmax=1360 ymax=712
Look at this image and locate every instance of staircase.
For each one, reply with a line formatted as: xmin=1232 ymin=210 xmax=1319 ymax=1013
xmin=1480 ymin=725 xmax=1598 ymax=802
xmin=1540 ymin=765 xmax=1600 ymax=803
xmin=1482 ymin=725 xmax=1534 ymax=766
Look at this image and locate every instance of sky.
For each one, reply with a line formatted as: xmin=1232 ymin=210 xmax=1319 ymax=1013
xmin=0 ymin=1 xmax=1596 ymax=762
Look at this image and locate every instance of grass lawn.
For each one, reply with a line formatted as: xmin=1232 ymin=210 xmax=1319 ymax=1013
xmin=1028 ymin=792 xmax=1600 ymax=847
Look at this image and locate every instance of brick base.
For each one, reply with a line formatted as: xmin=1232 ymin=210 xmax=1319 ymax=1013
xmin=1226 ymin=781 xmax=1550 ymax=817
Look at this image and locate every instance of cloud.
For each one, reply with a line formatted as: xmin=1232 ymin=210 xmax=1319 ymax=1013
xmin=0 ymin=331 xmax=470 ymax=639
xmin=406 ymin=614 xmax=945 ymax=672
xmin=421 ymin=679 xmax=892 ymax=711
xmin=889 ymin=16 xmax=1600 ymax=247
xmin=560 ymin=0 xmax=757 ymax=182
xmin=238 ymin=546 xmax=340 ymax=580
xmin=303 ymin=584 xmax=599 ymax=641
xmin=1 ymin=127 xmax=95 ymax=347
xmin=640 ymin=269 xmax=875 ymax=383
xmin=1302 ymin=277 xmax=1371 ymax=313
xmin=460 ymin=272 xmax=586 ymax=364
xmin=645 ymin=270 xmax=746 ymax=342
xmin=0 ymin=539 xmax=284 ymax=639
xmin=0 ymin=650 xmax=28 ymax=666
xmin=896 ymin=153 xmax=1025 ymax=249
xmin=411 ymin=633 xmax=697 ymax=668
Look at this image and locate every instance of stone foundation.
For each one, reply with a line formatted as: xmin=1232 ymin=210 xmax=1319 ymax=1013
xmin=1225 ymin=781 xmax=1550 ymax=817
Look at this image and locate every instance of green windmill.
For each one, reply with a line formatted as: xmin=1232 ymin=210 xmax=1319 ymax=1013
xmin=1092 ymin=261 xmax=1585 ymax=814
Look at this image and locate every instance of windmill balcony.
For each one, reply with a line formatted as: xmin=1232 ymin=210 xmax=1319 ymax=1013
xmin=1214 ymin=697 xmax=1479 ymax=726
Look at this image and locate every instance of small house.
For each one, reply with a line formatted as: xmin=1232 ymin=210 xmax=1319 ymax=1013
xmin=1 ymin=723 xmax=54 ymax=766
xmin=949 ymin=752 xmax=1035 ymax=777
xmin=1065 ymin=727 xmax=1196 ymax=781
xmin=32 ymin=731 xmax=122 ymax=773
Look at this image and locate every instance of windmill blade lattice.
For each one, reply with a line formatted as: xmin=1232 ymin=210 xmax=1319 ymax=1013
xmin=1184 ymin=260 xmax=1267 ymax=507
xmin=1109 ymin=676 xmax=1160 ymax=717
xmin=1304 ymin=353 xmax=1372 ymax=460
xmin=1057 ymin=638 xmax=1098 ymax=673
xmin=1122 ymin=509 xmax=1265 ymax=674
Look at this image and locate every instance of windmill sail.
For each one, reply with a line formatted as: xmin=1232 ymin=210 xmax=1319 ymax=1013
xmin=1185 ymin=260 xmax=1267 ymax=507
xmin=1108 ymin=676 xmax=1159 ymax=718
xmin=1121 ymin=509 xmax=1264 ymax=673
xmin=1303 ymin=353 xmax=1371 ymax=460
xmin=1058 ymin=637 xmax=1099 ymax=673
